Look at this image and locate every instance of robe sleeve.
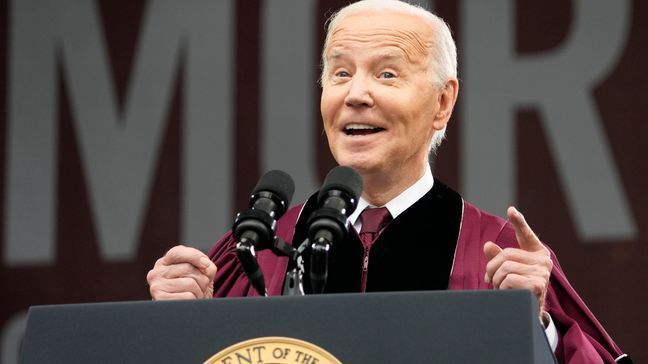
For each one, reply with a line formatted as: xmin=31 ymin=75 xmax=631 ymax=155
xmin=495 ymin=222 xmax=624 ymax=364
xmin=452 ymin=202 xmax=625 ymax=363
xmin=206 ymin=231 xmax=252 ymax=297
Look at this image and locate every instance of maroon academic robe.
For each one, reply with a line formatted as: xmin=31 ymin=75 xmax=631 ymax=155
xmin=207 ymin=180 xmax=625 ymax=364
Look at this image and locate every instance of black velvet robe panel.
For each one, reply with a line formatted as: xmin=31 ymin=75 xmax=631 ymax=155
xmin=294 ymin=179 xmax=463 ymax=294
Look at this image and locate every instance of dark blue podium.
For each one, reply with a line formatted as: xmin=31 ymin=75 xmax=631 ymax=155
xmin=21 ymin=290 xmax=555 ymax=363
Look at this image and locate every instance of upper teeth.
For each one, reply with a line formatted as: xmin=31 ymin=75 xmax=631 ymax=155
xmin=345 ymin=123 xmax=378 ymax=130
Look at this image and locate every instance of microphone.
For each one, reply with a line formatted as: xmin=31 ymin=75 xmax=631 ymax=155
xmin=307 ymin=166 xmax=363 ymax=293
xmin=233 ymin=170 xmax=295 ymax=296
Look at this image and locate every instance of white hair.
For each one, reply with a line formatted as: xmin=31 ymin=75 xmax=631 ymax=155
xmin=320 ymin=0 xmax=458 ymax=153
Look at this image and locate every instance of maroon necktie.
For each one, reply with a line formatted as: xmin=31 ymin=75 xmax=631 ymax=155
xmin=358 ymin=207 xmax=393 ymax=249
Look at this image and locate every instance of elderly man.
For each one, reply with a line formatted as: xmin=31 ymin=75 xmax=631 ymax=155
xmin=147 ymin=1 xmax=627 ymax=362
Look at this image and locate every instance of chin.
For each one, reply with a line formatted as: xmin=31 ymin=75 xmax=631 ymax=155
xmin=336 ymin=158 xmax=380 ymax=175
xmin=332 ymin=147 xmax=385 ymax=173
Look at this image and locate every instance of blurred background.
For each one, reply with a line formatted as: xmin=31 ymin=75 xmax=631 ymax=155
xmin=1 ymin=0 xmax=646 ymax=362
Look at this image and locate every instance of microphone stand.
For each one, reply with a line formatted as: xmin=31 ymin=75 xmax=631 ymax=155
xmin=309 ymin=235 xmax=331 ymax=294
xmin=239 ymin=236 xmax=307 ymax=296
xmin=278 ymin=236 xmax=330 ymax=296
xmin=280 ymin=239 xmax=309 ymax=296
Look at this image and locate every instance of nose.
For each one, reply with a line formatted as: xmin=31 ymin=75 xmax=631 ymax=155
xmin=344 ymin=74 xmax=374 ymax=108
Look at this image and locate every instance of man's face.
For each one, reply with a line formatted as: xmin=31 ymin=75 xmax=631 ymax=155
xmin=321 ymin=11 xmax=450 ymax=180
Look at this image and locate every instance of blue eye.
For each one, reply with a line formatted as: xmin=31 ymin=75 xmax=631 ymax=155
xmin=336 ymin=71 xmax=350 ymax=77
xmin=380 ymin=72 xmax=395 ymax=79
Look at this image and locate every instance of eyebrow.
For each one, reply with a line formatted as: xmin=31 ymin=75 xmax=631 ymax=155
xmin=328 ymin=49 xmax=346 ymax=60
xmin=328 ymin=49 xmax=406 ymax=62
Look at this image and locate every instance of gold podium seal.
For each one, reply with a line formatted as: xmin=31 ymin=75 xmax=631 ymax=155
xmin=204 ymin=336 xmax=342 ymax=364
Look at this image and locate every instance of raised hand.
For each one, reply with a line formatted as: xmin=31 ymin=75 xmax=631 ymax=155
xmin=483 ymin=207 xmax=553 ymax=317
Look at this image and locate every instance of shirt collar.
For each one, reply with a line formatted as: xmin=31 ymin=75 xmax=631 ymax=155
xmin=348 ymin=164 xmax=434 ymax=227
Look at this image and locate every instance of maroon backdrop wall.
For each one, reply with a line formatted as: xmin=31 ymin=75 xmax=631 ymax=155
xmin=0 ymin=0 xmax=645 ymax=362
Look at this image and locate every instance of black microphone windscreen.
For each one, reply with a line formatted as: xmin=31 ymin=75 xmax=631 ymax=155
xmin=318 ymin=166 xmax=363 ymax=202
xmin=253 ymin=170 xmax=295 ymax=206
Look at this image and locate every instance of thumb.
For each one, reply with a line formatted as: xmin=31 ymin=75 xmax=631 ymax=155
xmin=198 ymin=256 xmax=218 ymax=285
xmin=483 ymin=241 xmax=502 ymax=261
xmin=507 ymin=206 xmax=543 ymax=252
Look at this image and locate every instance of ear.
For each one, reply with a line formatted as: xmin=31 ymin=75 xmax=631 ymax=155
xmin=432 ymin=78 xmax=459 ymax=131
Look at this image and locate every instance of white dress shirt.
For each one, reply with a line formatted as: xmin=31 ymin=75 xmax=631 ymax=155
xmin=348 ymin=164 xmax=434 ymax=231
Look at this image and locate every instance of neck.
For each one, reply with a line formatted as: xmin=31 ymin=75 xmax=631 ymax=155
xmin=361 ymin=163 xmax=427 ymax=206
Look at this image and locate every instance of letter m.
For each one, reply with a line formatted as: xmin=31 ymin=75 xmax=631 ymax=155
xmin=5 ymin=0 xmax=232 ymax=264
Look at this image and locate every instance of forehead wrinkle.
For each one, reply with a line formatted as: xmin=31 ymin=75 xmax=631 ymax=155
xmin=327 ymin=27 xmax=432 ymax=67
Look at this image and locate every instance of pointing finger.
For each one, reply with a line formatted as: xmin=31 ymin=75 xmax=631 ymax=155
xmin=507 ymin=206 xmax=544 ymax=252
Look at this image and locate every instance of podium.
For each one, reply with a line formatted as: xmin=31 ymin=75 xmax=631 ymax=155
xmin=21 ymin=290 xmax=556 ymax=363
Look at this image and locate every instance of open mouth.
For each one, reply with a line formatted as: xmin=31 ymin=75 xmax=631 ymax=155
xmin=344 ymin=123 xmax=386 ymax=136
